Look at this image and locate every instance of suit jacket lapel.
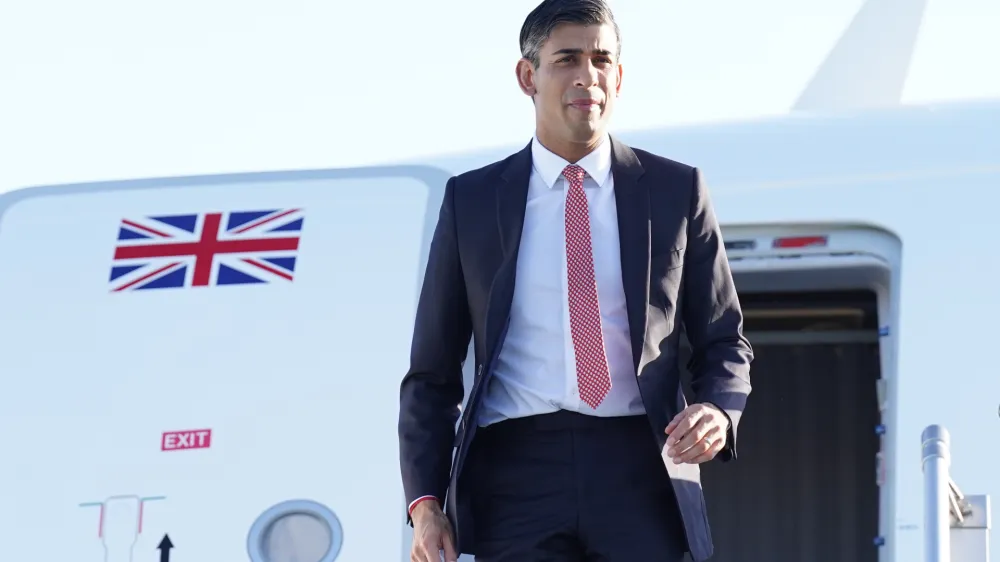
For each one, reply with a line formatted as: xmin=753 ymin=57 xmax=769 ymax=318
xmin=610 ymin=136 xmax=650 ymax=373
xmin=497 ymin=141 xmax=532 ymax=258
xmin=486 ymin=141 xmax=532 ymax=359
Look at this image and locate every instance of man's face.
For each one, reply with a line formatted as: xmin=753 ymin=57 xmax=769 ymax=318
xmin=517 ymin=22 xmax=622 ymax=148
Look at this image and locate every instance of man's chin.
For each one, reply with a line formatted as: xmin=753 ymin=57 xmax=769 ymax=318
xmin=567 ymin=122 xmax=606 ymax=142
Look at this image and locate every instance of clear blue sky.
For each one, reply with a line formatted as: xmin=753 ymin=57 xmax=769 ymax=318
xmin=1 ymin=0 xmax=997 ymax=192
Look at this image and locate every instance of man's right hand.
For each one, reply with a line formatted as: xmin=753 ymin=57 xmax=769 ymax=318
xmin=410 ymin=500 xmax=458 ymax=562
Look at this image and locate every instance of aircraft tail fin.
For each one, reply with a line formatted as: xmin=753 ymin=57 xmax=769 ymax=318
xmin=792 ymin=0 xmax=929 ymax=112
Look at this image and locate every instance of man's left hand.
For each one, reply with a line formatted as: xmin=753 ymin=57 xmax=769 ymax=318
xmin=664 ymin=403 xmax=729 ymax=464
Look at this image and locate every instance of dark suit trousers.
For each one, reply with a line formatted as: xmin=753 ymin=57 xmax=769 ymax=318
xmin=462 ymin=410 xmax=689 ymax=561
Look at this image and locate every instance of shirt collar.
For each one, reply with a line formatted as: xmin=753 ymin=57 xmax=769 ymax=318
xmin=530 ymin=134 xmax=612 ymax=189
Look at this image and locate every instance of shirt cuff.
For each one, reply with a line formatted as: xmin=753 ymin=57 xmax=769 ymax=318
xmin=407 ymin=495 xmax=439 ymax=516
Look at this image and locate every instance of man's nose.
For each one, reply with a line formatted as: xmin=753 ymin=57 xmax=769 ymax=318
xmin=574 ymin=60 xmax=600 ymax=87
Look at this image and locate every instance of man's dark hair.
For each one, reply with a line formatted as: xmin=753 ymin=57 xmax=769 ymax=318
xmin=519 ymin=0 xmax=622 ymax=69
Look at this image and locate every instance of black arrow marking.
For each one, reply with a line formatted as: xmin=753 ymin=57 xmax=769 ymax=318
xmin=157 ymin=534 xmax=174 ymax=562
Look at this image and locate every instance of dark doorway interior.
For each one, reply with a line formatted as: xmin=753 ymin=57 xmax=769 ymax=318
xmin=681 ymin=289 xmax=882 ymax=562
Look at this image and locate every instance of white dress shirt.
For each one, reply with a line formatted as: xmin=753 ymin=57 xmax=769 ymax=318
xmin=476 ymin=134 xmax=645 ymax=427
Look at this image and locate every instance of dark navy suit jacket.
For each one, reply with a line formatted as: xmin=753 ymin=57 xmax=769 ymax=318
xmin=398 ymin=136 xmax=753 ymax=562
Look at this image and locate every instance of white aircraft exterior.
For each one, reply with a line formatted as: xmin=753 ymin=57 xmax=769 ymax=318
xmin=0 ymin=0 xmax=993 ymax=561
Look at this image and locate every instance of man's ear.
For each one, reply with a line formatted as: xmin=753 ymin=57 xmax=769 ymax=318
xmin=515 ymin=58 xmax=537 ymax=97
xmin=615 ymin=62 xmax=623 ymax=97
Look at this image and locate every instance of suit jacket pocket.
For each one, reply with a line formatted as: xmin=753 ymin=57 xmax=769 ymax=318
xmin=651 ymin=247 xmax=685 ymax=271
xmin=651 ymin=248 xmax=685 ymax=309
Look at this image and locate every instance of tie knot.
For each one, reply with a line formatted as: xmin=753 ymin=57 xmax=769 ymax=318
xmin=562 ymin=165 xmax=586 ymax=183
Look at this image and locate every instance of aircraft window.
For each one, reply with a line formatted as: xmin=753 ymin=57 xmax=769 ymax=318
xmin=248 ymin=499 xmax=343 ymax=562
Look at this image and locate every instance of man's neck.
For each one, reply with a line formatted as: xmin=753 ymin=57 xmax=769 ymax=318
xmin=534 ymin=131 xmax=606 ymax=163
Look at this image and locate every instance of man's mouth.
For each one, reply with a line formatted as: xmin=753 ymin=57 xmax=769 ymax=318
xmin=569 ymin=99 xmax=601 ymax=111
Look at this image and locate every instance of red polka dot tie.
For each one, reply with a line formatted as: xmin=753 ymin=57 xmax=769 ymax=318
xmin=562 ymin=164 xmax=612 ymax=409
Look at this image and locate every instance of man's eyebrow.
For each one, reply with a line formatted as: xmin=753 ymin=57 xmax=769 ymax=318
xmin=551 ymin=48 xmax=613 ymax=57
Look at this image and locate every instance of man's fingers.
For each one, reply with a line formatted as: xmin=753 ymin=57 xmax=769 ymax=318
xmin=684 ymin=437 xmax=724 ymax=464
xmin=675 ymin=432 xmax=717 ymax=463
xmin=411 ymin=523 xmax=457 ymax=562
xmin=664 ymin=406 xmax=688 ymax=433
xmin=412 ymin=531 xmax=445 ymax=562
xmin=416 ymin=544 xmax=440 ymax=562
xmin=670 ymin=423 xmax=723 ymax=463
xmin=665 ymin=407 xmax=703 ymax=445
xmin=664 ymin=403 xmax=729 ymax=462
xmin=668 ymin=414 xmax=711 ymax=455
xmin=418 ymin=541 xmax=436 ymax=562
xmin=442 ymin=532 xmax=459 ymax=562
xmin=676 ymin=416 xmax=717 ymax=452
xmin=665 ymin=405 xmax=697 ymax=433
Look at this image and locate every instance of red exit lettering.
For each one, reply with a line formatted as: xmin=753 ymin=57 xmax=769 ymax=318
xmin=161 ymin=429 xmax=212 ymax=451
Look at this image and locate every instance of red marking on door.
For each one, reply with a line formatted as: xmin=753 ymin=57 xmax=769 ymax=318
xmin=161 ymin=429 xmax=212 ymax=451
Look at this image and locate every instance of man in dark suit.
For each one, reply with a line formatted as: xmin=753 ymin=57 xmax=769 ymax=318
xmin=399 ymin=0 xmax=753 ymax=560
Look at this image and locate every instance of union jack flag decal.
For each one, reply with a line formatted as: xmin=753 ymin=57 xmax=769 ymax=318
xmin=109 ymin=209 xmax=304 ymax=291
